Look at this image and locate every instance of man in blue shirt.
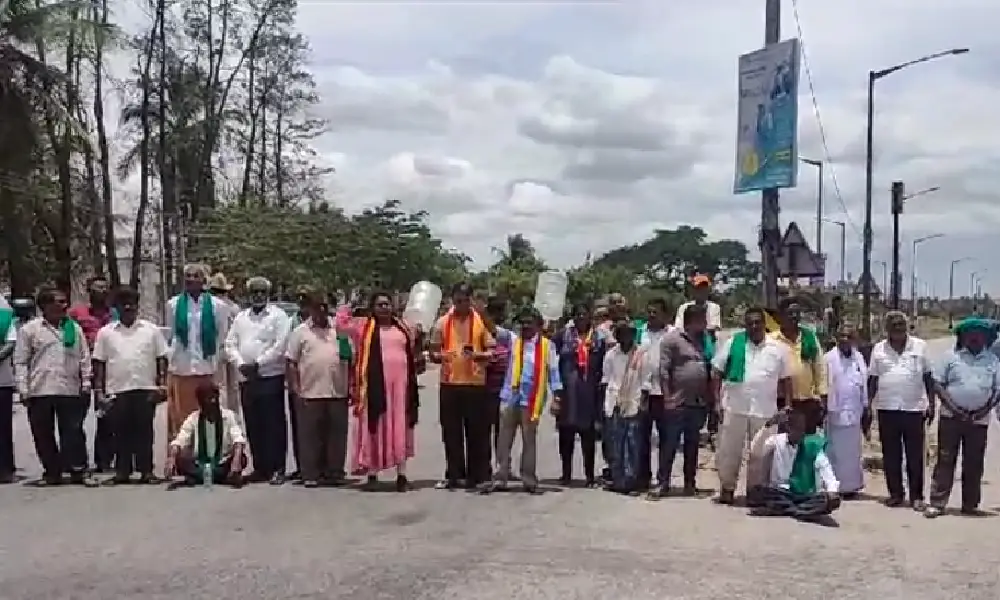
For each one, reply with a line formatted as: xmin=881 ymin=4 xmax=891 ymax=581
xmin=483 ymin=306 xmax=562 ymax=495
xmin=926 ymin=317 xmax=1000 ymax=518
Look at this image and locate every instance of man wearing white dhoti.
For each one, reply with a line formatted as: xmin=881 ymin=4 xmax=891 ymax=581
xmin=824 ymin=323 xmax=868 ymax=498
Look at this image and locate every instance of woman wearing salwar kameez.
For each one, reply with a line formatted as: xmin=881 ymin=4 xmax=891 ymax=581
xmin=823 ymin=323 xmax=868 ymax=497
xmin=336 ymin=293 xmax=420 ymax=492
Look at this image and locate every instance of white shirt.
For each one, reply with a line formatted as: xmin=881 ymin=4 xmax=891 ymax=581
xmin=165 ymin=293 xmax=230 ymax=376
xmin=765 ymin=433 xmax=840 ymax=493
xmin=225 ymin=304 xmax=291 ymax=379
xmin=869 ymin=337 xmax=931 ymax=412
xmin=602 ymin=346 xmax=648 ymax=418
xmin=13 ymin=317 xmax=91 ymax=397
xmin=640 ymin=326 xmax=670 ymax=396
xmin=92 ymin=319 xmax=169 ymax=395
xmin=170 ymin=407 xmax=247 ymax=459
xmin=674 ymin=301 xmax=722 ymax=331
xmin=712 ymin=334 xmax=793 ymax=418
xmin=0 ymin=318 xmax=18 ymax=388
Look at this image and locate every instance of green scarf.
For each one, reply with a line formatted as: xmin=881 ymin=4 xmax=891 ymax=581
xmin=59 ymin=318 xmax=77 ymax=348
xmin=0 ymin=308 xmax=12 ymax=343
xmin=702 ymin=331 xmax=715 ymax=362
xmin=174 ymin=293 xmax=217 ymax=358
xmin=796 ymin=326 xmax=820 ymax=362
xmin=789 ymin=433 xmax=826 ymax=495
xmin=723 ymin=331 xmax=749 ymax=383
xmin=196 ymin=412 xmax=223 ymax=475
xmin=338 ymin=334 xmax=353 ymax=362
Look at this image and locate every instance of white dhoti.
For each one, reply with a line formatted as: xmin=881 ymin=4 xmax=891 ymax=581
xmin=825 ymin=423 xmax=864 ymax=493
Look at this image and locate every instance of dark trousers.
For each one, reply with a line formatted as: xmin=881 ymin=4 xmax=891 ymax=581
xmin=749 ymin=485 xmax=840 ymax=519
xmin=297 ymin=398 xmax=349 ymax=482
xmin=557 ymin=425 xmax=597 ymax=481
xmin=930 ymin=416 xmax=988 ymax=510
xmin=654 ymin=403 xmax=708 ymax=489
xmin=609 ymin=410 xmax=640 ymax=490
xmin=26 ymin=395 xmax=89 ymax=477
xmin=0 ymin=387 xmax=14 ymax=475
xmin=92 ymin=391 xmax=115 ymax=470
xmin=110 ymin=390 xmax=156 ymax=477
xmin=877 ymin=409 xmax=925 ymax=501
xmin=179 ymin=452 xmax=248 ymax=486
xmin=439 ymin=384 xmax=491 ymax=486
xmin=288 ymin=391 xmax=301 ymax=473
xmin=240 ymin=375 xmax=287 ymax=477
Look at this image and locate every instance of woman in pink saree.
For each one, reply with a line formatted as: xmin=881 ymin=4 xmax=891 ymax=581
xmin=336 ymin=292 xmax=422 ymax=492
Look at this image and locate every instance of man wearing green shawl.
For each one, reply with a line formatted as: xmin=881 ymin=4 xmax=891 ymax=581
xmin=0 ymin=295 xmax=17 ymax=483
xmin=771 ymin=297 xmax=826 ymax=432
xmin=711 ymin=306 xmax=794 ymax=505
xmin=165 ymin=264 xmax=230 ymax=447
xmin=166 ymin=382 xmax=247 ymax=487
xmin=14 ymin=288 xmax=96 ymax=487
xmin=750 ymin=409 xmax=841 ymax=520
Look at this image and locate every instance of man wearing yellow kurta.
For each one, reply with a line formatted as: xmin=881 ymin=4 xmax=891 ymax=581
xmin=770 ymin=297 xmax=827 ymax=432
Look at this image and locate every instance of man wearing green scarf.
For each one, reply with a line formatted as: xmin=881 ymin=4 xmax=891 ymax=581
xmin=749 ymin=409 xmax=841 ymax=520
xmin=13 ymin=288 xmax=96 ymax=487
xmin=166 ymin=382 xmax=247 ymax=487
xmin=771 ymin=296 xmax=826 ymax=432
xmin=0 ymin=295 xmax=18 ymax=483
xmin=165 ymin=264 xmax=228 ymax=447
xmin=711 ymin=306 xmax=794 ymax=505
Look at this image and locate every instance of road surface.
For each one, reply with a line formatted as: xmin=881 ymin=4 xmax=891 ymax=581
xmin=2 ymin=336 xmax=999 ymax=600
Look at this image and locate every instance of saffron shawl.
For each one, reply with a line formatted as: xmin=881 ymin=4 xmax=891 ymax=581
xmin=439 ymin=308 xmax=486 ymax=383
xmin=355 ymin=317 xmax=420 ymax=431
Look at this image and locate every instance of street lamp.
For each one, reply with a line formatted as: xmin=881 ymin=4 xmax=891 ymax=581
xmin=876 ymin=260 xmax=888 ymax=300
xmin=948 ymin=257 xmax=972 ymax=329
xmin=801 ymin=158 xmax=823 ymax=257
xmin=822 ymin=218 xmax=846 ymax=285
xmin=971 ymin=269 xmax=987 ymax=314
xmin=859 ymin=47 xmax=969 ymax=342
xmin=890 ymin=184 xmax=941 ymax=309
xmin=910 ymin=233 xmax=944 ymax=320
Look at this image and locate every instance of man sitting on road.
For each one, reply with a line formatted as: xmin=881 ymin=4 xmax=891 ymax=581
xmin=748 ymin=409 xmax=840 ymax=520
xmin=165 ymin=382 xmax=247 ymax=488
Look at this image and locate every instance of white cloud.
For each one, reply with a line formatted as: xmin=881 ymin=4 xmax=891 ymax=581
xmin=104 ymin=0 xmax=1000 ymax=296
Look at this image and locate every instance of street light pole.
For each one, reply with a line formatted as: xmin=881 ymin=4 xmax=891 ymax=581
xmin=822 ymin=218 xmax=846 ymax=285
xmin=759 ymin=0 xmax=782 ymax=311
xmin=801 ymin=158 xmax=823 ymax=258
xmin=948 ymin=257 xmax=971 ymax=330
xmin=876 ymin=260 xmax=888 ymax=300
xmin=910 ymin=233 xmax=944 ymax=321
xmin=859 ymin=47 xmax=969 ymax=343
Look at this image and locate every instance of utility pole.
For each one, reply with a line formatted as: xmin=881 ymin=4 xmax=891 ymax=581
xmin=175 ymin=202 xmax=188 ymax=293
xmin=760 ymin=0 xmax=782 ymax=310
xmin=889 ymin=181 xmax=904 ymax=309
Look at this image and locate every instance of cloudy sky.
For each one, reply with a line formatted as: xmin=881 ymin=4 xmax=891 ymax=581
xmin=115 ymin=0 xmax=1000 ymax=297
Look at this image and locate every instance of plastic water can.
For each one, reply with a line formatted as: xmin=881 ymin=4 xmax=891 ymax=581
xmin=403 ymin=281 xmax=442 ymax=330
xmin=202 ymin=463 xmax=213 ymax=488
xmin=534 ymin=270 xmax=568 ymax=322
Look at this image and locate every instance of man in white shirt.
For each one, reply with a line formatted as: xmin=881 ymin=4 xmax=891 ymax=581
xmin=0 ymin=295 xmax=17 ymax=483
xmin=711 ymin=306 xmax=793 ymax=505
xmin=13 ymin=287 xmax=95 ymax=487
xmin=225 ymin=276 xmax=291 ymax=485
xmin=166 ymin=382 xmax=247 ymax=488
xmin=165 ymin=264 xmax=230 ymax=448
xmin=749 ymin=409 xmax=840 ymax=520
xmin=92 ymin=287 xmax=169 ymax=485
xmin=868 ymin=310 xmax=935 ymax=510
xmin=637 ymin=297 xmax=671 ymax=491
xmin=602 ymin=320 xmax=649 ymax=495
xmin=673 ymin=274 xmax=722 ymax=335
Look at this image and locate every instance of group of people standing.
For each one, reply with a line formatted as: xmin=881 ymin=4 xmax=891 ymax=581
xmin=2 ymin=269 xmax=997 ymax=521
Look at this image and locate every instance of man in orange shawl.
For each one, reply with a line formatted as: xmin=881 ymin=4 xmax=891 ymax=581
xmin=429 ymin=282 xmax=495 ymax=491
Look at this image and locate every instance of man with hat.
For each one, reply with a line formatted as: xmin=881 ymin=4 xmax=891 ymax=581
xmin=925 ymin=317 xmax=1000 ymax=518
xmin=0 ymin=295 xmax=18 ymax=482
xmin=225 ymin=276 xmax=291 ymax=484
xmin=674 ymin=274 xmax=722 ymax=335
xmin=165 ymin=264 xmax=231 ymax=446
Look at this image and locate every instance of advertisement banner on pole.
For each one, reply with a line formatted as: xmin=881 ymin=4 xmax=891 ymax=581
xmin=733 ymin=38 xmax=800 ymax=194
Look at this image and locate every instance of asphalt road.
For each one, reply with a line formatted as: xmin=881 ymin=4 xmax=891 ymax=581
xmin=2 ymin=336 xmax=1000 ymax=600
